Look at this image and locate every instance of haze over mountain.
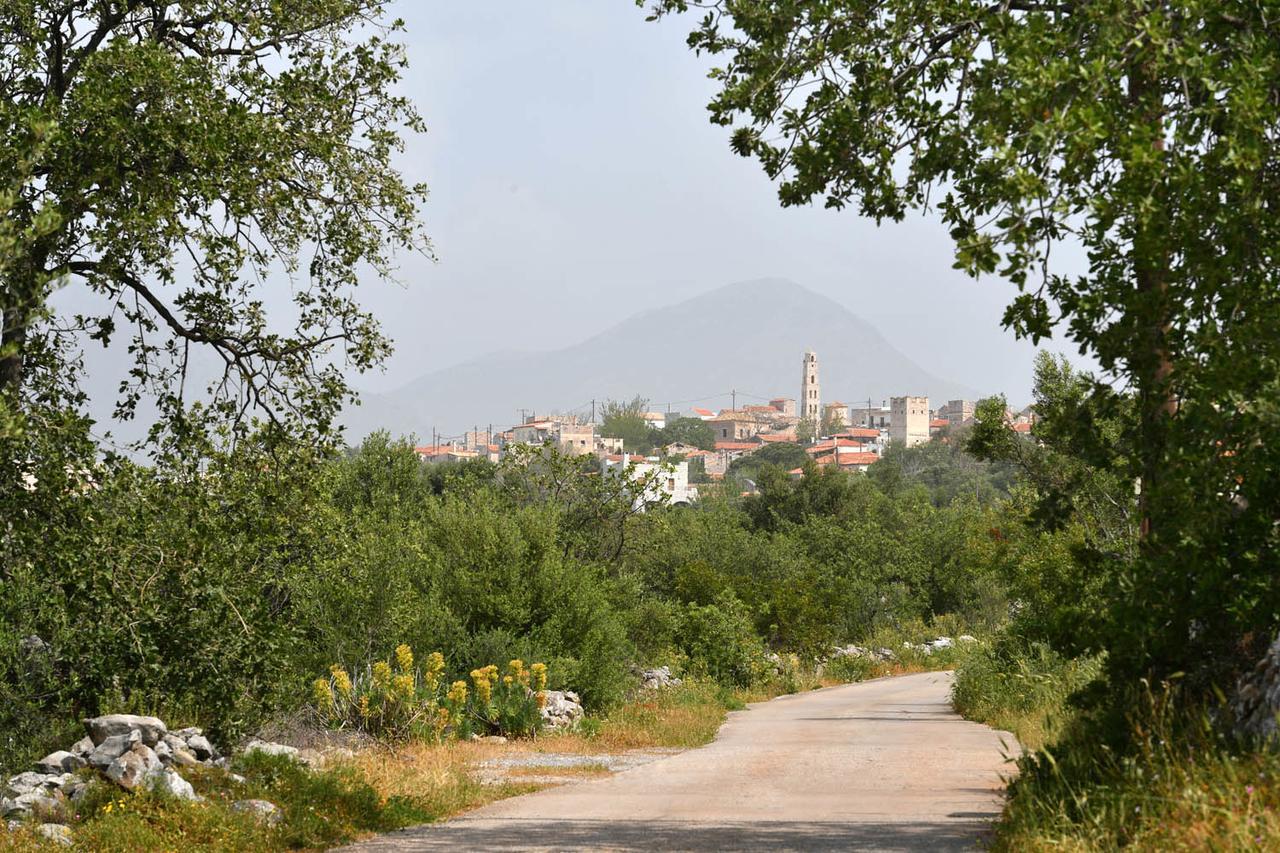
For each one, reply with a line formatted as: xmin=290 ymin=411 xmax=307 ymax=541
xmin=342 ymin=278 xmax=986 ymax=442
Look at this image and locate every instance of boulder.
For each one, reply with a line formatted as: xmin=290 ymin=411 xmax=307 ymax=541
xmin=105 ymin=744 xmax=160 ymax=791
xmin=185 ymin=734 xmax=215 ymax=761
xmin=12 ymin=791 xmax=59 ymax=817
xmin=638 ymin=666 xmax=682 ymax=690
xmin=36 ymin=823 xmax=72 ymax=847
xmin=958 ymin=634 xmax=978 ymax=643
xmin=243 ymin=740 xmax=298 ymax=759
xmin=539 ymin=690 xmax=585 ymax=730
xmin=84 ymin=714 xmax=167 ymax=747
xmin=1233 ymin=635 xmax=1280 ymax=740
xmin=34 ymin=752 xmax=83 ymax=775
xmin=5 ymin=771 xmax=49 ymax=796
xmin=173 ymin=726 xmax=203 ymax=739
xmin=231 ymin=799 xmax=282 ymax=827
xmin=169 ymin=747 xmax=200 ymax=768
xmin=154 ymin=739 xmax=173 ymax=764
xmin=0 ymin=798 xmax=17 ymax=818
xmin=69 ymin=736 xmax=95 ymax=757
xmin=150 ymin=768 xmax=198 ymax=801
xmin=87 ymin=729 xmax=141 ymax=770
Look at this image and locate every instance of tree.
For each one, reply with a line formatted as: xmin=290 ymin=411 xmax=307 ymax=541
xmin=728 ymin=441 xmax=808 ymax=481
xmin=1 ymin=2 xmax=429 ymax=444
xmin=600 ymin=396 xmax=655 ymax=452
xmin=654 ymin=416 xmax=715 ymax=451
xmin=645 ymin=1 xmax=1280 ymax=695
xmin=819 ymin=407 xmax=845 ymax=438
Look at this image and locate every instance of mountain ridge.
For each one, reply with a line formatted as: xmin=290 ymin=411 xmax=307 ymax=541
xmin=341 ymin=277 xmax=982 ymax=441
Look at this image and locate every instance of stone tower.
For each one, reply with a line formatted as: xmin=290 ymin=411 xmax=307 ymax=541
xmin=800 ymin=350 xmax=821 ymax=422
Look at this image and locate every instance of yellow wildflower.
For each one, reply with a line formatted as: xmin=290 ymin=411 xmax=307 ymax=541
xmin=503 ymin=674 xmax=514 ymax=686
xmin=312 ymin=678 xmax=334 ymax=710
xmin=535 ymin=690 xmax=547 ymax=708
xmin=329 ymin=665 xmax=353 ymax=699
xmin=358 ymin=695 xmax=371 ymax=718
xmin=508 ymin=659 xmax=524 ymax=676
xmin=426 ymin=651 xmax=445 ymax=676
xmin=447 ymin=680 xmax=468 ymax=706
xmin=530 ymin=662 xmax=548 ymax=691
xmin=372 ymin=660 xmax=393 ymax=691
xmin=471 ymin=668 xmax=493 ymax=705
xmin=395 ymin=644 xmax=414 ymax=673
xmin=392 ymin=673 xmax=415 ymax=701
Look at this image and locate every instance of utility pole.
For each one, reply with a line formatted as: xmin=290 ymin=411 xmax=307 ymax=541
xmin=590 ymin=399 xmax=596 ymax=425
xmin=520 ymin=408 xmax=527 ymax=424
xmin=732 ymin=389 xmax=737 ymax=412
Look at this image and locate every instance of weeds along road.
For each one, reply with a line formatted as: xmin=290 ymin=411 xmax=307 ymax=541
xmin=344 ymin=671 xmax=1016 ymax=852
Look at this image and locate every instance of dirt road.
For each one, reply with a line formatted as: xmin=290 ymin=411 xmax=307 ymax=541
xmin=344 ymin=671 xmax=1016 ymax=851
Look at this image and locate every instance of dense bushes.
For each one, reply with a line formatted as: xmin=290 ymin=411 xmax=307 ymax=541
xmin=1 ymin=419 xmax=1010 ymax=771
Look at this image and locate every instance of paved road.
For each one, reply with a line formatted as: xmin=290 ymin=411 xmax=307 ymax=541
xmin=344 ymin=671 xmax=1016 ymax=852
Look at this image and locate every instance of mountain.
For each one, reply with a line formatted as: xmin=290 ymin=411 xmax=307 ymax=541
xmin=341 ymin=278 xmax=981 ymax=441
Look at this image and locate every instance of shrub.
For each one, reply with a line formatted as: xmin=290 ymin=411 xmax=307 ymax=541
xmin=313 ymin=646 xmax=545 ymax=741
xmin=677 ymin=592 xmax=765 ymax=686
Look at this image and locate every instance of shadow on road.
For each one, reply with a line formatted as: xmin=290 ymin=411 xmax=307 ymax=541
xmin=347 ymin=817 xmax=994 ymax=852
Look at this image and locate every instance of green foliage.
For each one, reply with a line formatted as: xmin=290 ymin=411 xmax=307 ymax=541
xmin=2 ymin=2 xmax=431 ymax=443
xmin=653 ymin=417 xmax=715 ymax=451
xmin=600 ymin=396 xmax=655 ymax=452
xmin=727 ymin=441 xmax=808 ymax=481
xmin=869 ymin=430 xmax=1017 ymax=507
xmin=677 ymin=592 xmax=766 ymax=687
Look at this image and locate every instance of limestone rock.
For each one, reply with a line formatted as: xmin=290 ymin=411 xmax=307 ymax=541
xmin=1233 ymin=634 xmax=1280 ymax=740
xmin=638 ymin=666 xmax=682 ymax=690
xmin=87 ymin=729 xmax=141 ymax=770
xmin=69 ymin=736 xmax=95 ymax=757
xmin=0 ymin=798 xmax=17 ymax=818
xmin=185 ymin=734 xmax=215 ymax=761
xmin=84 ymin=714 xmax=167 ymax=747
xmin=36 ymin=823 xmax=72 ymax=847
xmin=34 ymin=752 xmax=83 ymax=775
xmin=13 ymin=791 xmax=58 ymax=817
xmin=150 ymin=768 xmax=198 ymax=801
xmin=104 ymin=744 xmax=158 ymax=791
xmin=5 ymin=771 xmax=48 ymax=796
xmin=243 ymin=740 xmax=298 ymax=759
xmin=154 ymin=739 xmax=173 ymax=764
xmin=539 ymin=690 xmax=584 ymax=730
xmin=231 ymin=798 xmax=282 ymax=826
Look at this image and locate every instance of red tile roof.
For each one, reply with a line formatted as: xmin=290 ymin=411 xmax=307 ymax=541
xmin=757 ymin=434 xmax=795 ymax=443
xmin=1012 ymin=421 xmax=1033 ymax=433
xmin=692 ymin=407 xmax=714 ymax=417
xmin=715 ymin=441 xmax=760 ymax=452
xmin=930 ymin=419 xmax=949 ymax=428
xmin=835 ymin=428 xmax=880 ymax=439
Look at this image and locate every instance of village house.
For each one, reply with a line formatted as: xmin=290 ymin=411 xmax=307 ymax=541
xmin=600 ymin=454 xmax=695 ymax=508
xmin=708 ymin=410 xmax=762 ymax=442
xmin=890 ymin=396 xmax=931 ymax=447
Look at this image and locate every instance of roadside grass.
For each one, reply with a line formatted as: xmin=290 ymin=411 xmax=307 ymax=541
xmin=952 ymin=638 xmax=1103 ymax=750
xmin=951 ymin=637 xmax=1280 ymax=850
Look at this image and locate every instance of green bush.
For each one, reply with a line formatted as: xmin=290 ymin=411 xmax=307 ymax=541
xmin=677 ymin=592 xmax=766 ymax=686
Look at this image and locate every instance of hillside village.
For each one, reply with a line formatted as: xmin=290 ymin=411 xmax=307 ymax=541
xmin=411 ymin=349 xmax=1037 ymax=505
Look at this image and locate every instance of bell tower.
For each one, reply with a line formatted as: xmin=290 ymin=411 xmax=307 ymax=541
xmin=800 ymin=349 xmax=821 ymax=422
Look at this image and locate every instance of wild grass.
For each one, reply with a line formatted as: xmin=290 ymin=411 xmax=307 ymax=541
xmin=952 ymin=637 xmax=1103 ymax=749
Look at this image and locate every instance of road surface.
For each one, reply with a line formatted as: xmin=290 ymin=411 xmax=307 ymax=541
xmin=344 ymin=671 xmax=1016 ymax=852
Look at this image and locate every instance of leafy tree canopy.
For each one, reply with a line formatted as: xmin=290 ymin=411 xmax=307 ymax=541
xmin=600 ymin=396 xmax=654 ymax=452
xmin=1 ymin=1 xmax=429 ymax=447
xmin=653 ymin=416 xmax=715 ymax=451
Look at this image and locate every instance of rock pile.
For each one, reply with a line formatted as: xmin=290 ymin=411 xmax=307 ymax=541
xmin=902 ymin=636 xmax=960 ymax=655
xmin=1232 ymin=635 xmax=1280 ymax=740
xmin=831 ymin=645 xmax=896 ymax=662
xmin=540 ymin=690 xmax=584 ymax=730
xmin=638 ymin=666 xmax=682 ymax=691
xmin=1 ymin=714 xmax=217 ymax=826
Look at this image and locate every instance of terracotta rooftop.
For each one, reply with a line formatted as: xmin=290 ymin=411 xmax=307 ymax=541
xmin=715 ymin=441 xmax=761 ymax=452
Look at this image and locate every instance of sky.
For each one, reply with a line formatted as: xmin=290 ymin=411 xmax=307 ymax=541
xmin=353 ymin=1 xmax=1090 ymax=404
xmin=55 ymin=0 xmax=1094 ymax=434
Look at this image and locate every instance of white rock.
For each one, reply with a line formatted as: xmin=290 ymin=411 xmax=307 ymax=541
xmin=5 ymin=771 xmax=48 ymax=795
xmin=230 ymin=799 xmax=282 ymax=826
xmin=84 ymin=714 xmax=167 ymax=747
xmin=243 ymin=740 xmax=298 ymax=759
xmin=958 ymin=634 xmax=978 ymax=643
xmin=34 ymin=752 xmax=83 ymax=775
xmin=154 ymin=739 xmax=173 ymax=764
xmin=105 ymin=744 xmax=161 ymax=791
xmin=36 ymin=823 xmax=72 ymax=847
xmin=185 ymin=734 xmax=215 ymax=761
xmin=69 ymin=737 xmax=95 ymax=757
xmin=150 ymin=768 xmax=198 ymax=801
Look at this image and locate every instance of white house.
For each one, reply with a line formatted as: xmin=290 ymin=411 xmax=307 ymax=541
xmin=600 ymin=454 xmax=694 ymax=509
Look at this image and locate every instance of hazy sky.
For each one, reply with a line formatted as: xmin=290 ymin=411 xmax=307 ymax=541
xmin=57 ymin=0 xmax=1094 ymax=432
xmin=356 ymin=1 xmax=1090 ymax=403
